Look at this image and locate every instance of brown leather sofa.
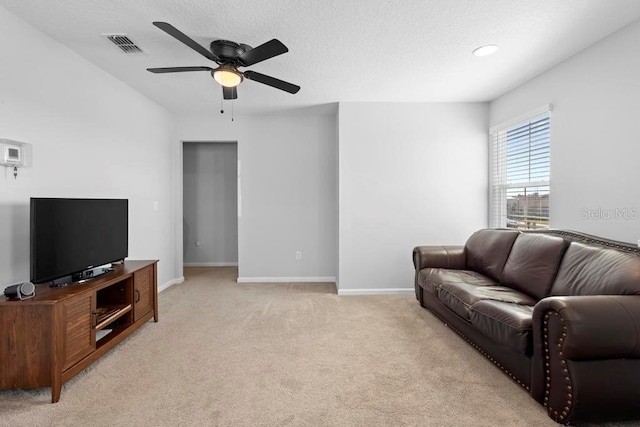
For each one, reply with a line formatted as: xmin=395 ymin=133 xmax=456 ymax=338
xmin=413 ymin=229 xmax=640 ymax=425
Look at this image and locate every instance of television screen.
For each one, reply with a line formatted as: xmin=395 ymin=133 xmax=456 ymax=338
xmin=30 ymin=198 xmax=128 ymax=284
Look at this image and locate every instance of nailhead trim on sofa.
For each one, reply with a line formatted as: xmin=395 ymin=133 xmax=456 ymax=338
xmin=522 ymin=229 xmax=639 ymax=254
xmin=543 ymin=311 xmax=572 ymax=424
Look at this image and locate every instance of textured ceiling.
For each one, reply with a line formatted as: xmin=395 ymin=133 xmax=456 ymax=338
xmin=2 ymin=0 xmax=640 ymax=115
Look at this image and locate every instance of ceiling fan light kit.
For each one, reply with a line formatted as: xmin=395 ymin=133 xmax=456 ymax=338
xmin=147 ymin=21 xmax=300 ymax=100
xmin=213 ymin=67 xmax=243 ymax=88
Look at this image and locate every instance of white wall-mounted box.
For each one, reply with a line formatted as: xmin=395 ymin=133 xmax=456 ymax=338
xmin=0 ymin=139 xmax=32 ymax=167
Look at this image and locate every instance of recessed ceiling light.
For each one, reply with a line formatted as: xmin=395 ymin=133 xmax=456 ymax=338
xmin=472 ymin=45 xmax=499 ymax=57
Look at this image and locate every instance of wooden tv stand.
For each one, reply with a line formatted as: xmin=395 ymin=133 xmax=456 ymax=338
xmin=0 ymin=260 xmax=158 ymax=402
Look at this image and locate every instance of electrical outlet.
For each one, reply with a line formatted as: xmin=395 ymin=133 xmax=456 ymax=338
xmin=637 ymin=239 xmax=640 ymax=248
xmin=295 ymin=251 xmax=302 ymax=260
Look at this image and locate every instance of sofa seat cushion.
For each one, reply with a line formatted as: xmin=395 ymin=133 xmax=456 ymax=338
xmin=418 ymin=268 xmax=496 ymax=297
xmin=437 ymin=281 xmax=537 ymax=321
xmin=469 ymin=300 xmax=534 ymax=355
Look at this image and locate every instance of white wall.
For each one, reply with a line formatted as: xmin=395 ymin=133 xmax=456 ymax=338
xmin=175 ymin=109 xmax=338 ymax=281
xmin=0 ymin=7 xmax=176 ymax=290
xmin=338 ymin=103 xmax=489 ymax=293
xmin=183 ymin=142 xmax=238 ymax=266
xmin=490 ymin=20 xmax=640 ymax=243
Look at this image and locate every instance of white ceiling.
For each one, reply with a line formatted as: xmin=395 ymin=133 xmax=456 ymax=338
xmin=3 ymin=0 xmax=640 ymax=115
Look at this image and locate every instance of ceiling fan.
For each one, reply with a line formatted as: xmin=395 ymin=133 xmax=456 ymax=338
xmin=147 ymin=22 xmax=300 ymax=100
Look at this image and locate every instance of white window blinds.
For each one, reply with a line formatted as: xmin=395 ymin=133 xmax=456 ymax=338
xmin=489 ymin=107 xmax=551 ymax=229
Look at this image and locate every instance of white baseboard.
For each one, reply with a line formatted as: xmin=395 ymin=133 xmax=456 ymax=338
xmin=159 ymin=276 xmax=184 ymax=293
xmin=237 ymin=276 xmax=336 ymax=284
xmin=337 ymin=288 xmax=415 ymax=296
xmin=183 ymin=262 xmax=238 ymax=267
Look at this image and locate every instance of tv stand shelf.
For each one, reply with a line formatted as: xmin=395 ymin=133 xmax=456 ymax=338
xmin=95 ymin=303 xmax=132 ymax=330
xmin=0 ymin=260 xmax=158 ymax=403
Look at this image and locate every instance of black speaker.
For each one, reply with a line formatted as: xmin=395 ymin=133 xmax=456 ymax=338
xmin=4 ymin=282 xmax=35 ymax=300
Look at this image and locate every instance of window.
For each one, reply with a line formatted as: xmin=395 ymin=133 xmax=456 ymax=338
xmin=489 ymin=106 xmax=551 ymax=229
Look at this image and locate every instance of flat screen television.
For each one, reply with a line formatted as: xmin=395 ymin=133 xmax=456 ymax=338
xmin=30 ymin=198 xmax=128 ymax=284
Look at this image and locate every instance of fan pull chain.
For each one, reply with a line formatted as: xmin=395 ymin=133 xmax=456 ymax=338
xmin=218 ymin=89 xmax=234 ymax=122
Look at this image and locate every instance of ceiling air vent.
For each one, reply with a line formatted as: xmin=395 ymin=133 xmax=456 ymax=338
xmin=104 ymin=34 xmax=146 ymax=54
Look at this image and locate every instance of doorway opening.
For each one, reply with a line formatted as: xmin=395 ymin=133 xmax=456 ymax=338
xmin=182 ymin=141 xmax=238 ymax=276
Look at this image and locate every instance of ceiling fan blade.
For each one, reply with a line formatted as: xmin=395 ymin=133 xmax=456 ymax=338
xmin=147 ymin=66 xmax=213 ymax=73
xmin=243 ymin=71 xmax=300 ymax=94
xmin=223 ymin=86 xmax=238 ymax=100
xmin=153 ymin=22 xmax=218 ymax=62
xmin=238 ymin=39 xmax=288 ymax=66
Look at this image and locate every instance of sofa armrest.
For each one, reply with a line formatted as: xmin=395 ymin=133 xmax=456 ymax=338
xmin=534 ymin=295 xmax=640 ymax=360
xmin=412 ymin=246 xmax=466 ymax=302
xmin=412 ymin=245 xmax=466 ymax=271
xmin=531 ymin=295 xmax=640 ymax=424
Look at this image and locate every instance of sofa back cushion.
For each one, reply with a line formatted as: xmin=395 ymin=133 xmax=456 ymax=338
xmin=465 ymin=229 xmax=519 ymax=282
xmin=501 ymin=233 xmax=568 ymax=300
xmin=550 ymin=242 xmax=640 ymax=296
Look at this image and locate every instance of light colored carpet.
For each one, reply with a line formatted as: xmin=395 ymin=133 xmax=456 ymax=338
xmin=0 ymin=267 xmax=633 ymax=426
